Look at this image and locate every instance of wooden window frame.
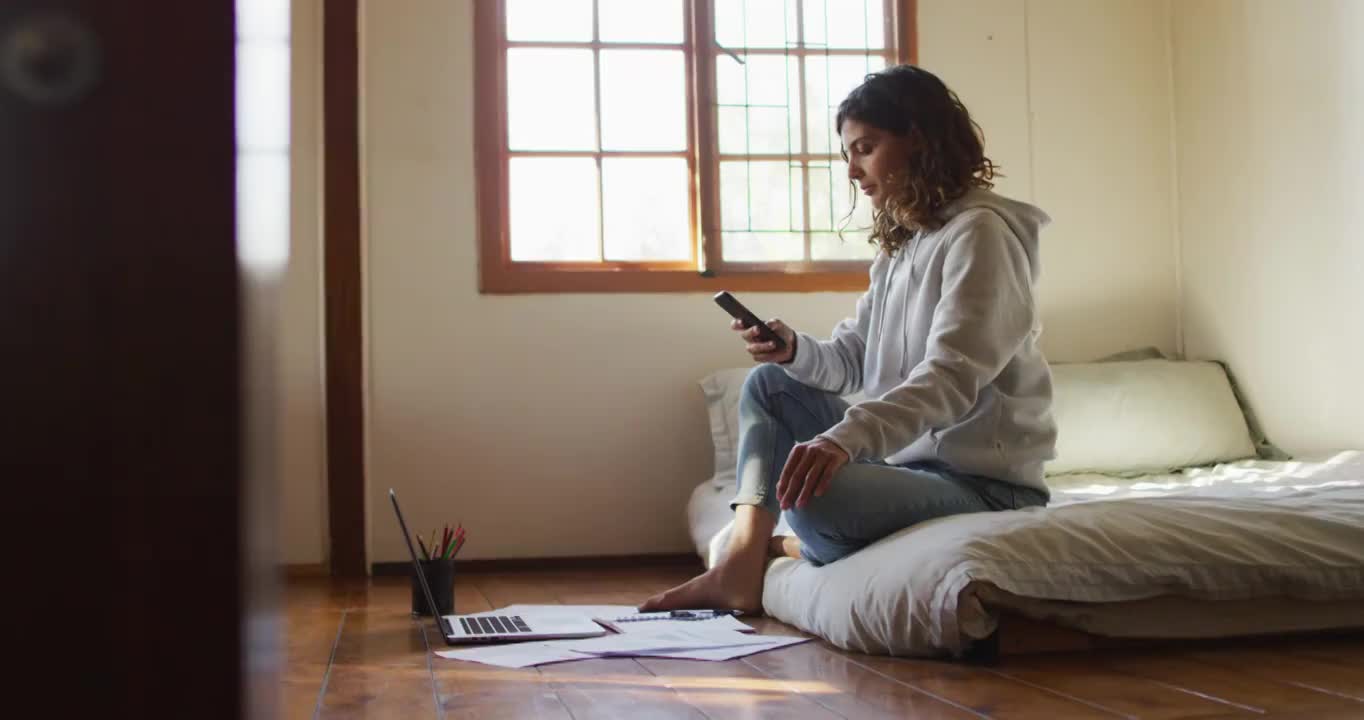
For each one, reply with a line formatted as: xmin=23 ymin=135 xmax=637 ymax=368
xmin=475 ymin=0 xmax=918 ymax=294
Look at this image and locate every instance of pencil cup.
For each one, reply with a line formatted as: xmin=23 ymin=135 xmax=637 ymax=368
xmin=411 ymin=558 xmax=456 ymax=616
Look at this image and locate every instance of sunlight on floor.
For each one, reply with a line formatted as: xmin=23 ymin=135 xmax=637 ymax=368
xmin=449 ymin=668 xmax=842 ymax=694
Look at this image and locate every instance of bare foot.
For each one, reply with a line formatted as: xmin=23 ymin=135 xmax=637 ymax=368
xmin=767 ymin=534 xmax=802 ymax=560
xmin=638 ymin=560 xmax=764 ymax=614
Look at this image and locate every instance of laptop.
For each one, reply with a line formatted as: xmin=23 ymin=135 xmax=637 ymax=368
xmin=388 ymin=488 xmax=608 ymax=645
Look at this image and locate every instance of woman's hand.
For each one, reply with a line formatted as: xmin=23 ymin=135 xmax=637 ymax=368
xmin=777 ymin=438 xmax=850 ymax=510
xmin=732 ymin=317 xmax=796 ymax=364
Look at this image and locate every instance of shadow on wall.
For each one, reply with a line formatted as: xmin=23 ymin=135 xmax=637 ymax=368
xmin=1037 ymin=293 xmax=1177 ymax=364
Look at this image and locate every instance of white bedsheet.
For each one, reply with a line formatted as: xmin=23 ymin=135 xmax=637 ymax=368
xmin=686 ymin=451 xmax=1364 ymax=656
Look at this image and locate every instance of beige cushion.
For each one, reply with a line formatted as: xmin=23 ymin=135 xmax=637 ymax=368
xmin=1047 ymin=359 xmax=1257 ymax=475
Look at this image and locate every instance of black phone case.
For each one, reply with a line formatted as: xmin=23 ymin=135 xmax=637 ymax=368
xmin=713 ymin=292 xmax=787 ymax=350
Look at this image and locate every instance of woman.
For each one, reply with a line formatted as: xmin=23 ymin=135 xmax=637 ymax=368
xmin=642 ymin=64 xmax=1056 ymax=613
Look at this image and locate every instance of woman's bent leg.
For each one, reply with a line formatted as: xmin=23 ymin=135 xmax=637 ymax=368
xmin=784 ymin=462 xmax=1017 ymax=565
xmin=641 ymin=365 xmax=848 ymax=611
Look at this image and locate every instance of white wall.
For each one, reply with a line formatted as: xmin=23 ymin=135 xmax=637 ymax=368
xmin=924 ymin=0 xmax=1178 ymax=361
xmin=278 ymin=0 xmax=327 ymax=566
xmin=1173 ymin=0 xmax=1364 ymax=454
xmin=359 ymin=0 xmax=1178 ymax=561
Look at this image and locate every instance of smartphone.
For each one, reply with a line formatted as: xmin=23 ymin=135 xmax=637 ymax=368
xmin=713 ymin=291 xmax=787 ymax=351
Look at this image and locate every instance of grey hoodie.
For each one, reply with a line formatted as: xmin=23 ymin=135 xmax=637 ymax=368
xmin=783 ymin=187 xmax=1057 ymax=493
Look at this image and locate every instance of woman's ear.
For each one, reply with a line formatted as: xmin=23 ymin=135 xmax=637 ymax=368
xmin=903 ymin=126 xmax=926 ymax=154
xmin=892 ymin=131 xmax=919 ymax=169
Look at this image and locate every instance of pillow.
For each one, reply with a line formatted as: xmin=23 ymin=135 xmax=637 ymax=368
xmin=1045 ymin=359 xmax=1258 ymax=475
xmin=699 ymin=367 xmax=866 ymax=488
xmin=1070 ymin=346 xmax=1286 ymax=463
xmin=698 ymin=368 xmax=752 ymax=489
xmin=700 ymin=356 xmax=1260 ymax=484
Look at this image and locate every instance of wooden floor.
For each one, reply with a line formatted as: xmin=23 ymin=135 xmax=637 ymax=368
xmin=283 ymin=565 xmax=1364 ymax=719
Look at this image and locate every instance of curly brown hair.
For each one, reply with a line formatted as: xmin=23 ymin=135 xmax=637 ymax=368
xmin=836 ymin=65 xmax=999 ymax=255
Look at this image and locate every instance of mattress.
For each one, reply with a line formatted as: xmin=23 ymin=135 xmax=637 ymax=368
xmin=686 ymin=451 xmax=1364 ymax=656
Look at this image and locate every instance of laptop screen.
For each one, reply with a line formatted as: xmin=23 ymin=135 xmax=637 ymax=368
xmin=388 ymin=489 xmax=452 ymax=633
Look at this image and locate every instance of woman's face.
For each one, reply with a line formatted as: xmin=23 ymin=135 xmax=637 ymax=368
xmin=840 ymin=117 xmax=912 ymax=211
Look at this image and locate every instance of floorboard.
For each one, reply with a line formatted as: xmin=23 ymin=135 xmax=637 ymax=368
xmin=280 ymin=569 xmax=1364 ymax=719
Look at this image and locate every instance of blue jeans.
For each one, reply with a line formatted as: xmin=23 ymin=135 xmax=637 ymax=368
xmin=732 ymin=364 xmax=1048 ymax=566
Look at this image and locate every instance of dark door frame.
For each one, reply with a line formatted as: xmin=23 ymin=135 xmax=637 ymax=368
xmin=3 ymin=0 xmax=248 ymax=712
xmin=323 ymin=0 xmax=366 ymax=577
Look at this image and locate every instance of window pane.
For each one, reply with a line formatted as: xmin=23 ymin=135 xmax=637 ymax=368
xmin=719 ymin=53 xmax=797 ymax=106
xmin=507 ymin=49 xmax=596 ymax=151
xmin=602 ymin=158 xmax=690 ymax=261
xmin=810 ymin=158 xmax=875 ymax=260
xmin=717 ymin=107 xmax=747 ymax=155
xmin=714 ymin=51 xmax=746 ymax=106
xmin=510 ymin=158 xmax=600 ymax=261
xmin=236 ymin=0 xmax=289 ymax=40
xmin=601 ymin=50 xmax=686 ymax=151
xmin=805 ymin=54 xmax=885 ymax=155
xmin=507 ymin=0 xmax=592 ymax=41
xmin=237 ymin=152 xmax=291 ymax=270
xmin=803 ymin=0 xmax=886 ymax=49
xmin=599 ymin=0 xmax=683 ymax=43
xmin=236 ymin=40 xmax=290 ymax=152
xmin=720 ymin=161 xmax=804 ymax=232
xmin=724 ymin=233 xmax=804 ymax=262
xmin=716 ymin=53 xmax=802 ymax=154
xmin=715 ymin=0 xmax=799 ymax=49
xmin=717 ymin=106 xmax=800 ymax=154
xmin=808 ymin=159 xmax=872 ymax=232
xmin=812 ymin=232 xmax=877 ymax=260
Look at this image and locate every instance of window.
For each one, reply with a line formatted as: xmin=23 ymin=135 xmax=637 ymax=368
xmin=236 ymin=0 xmax=291 ymax=272
xmin=475 ymin=0 xmax=916 ymax=293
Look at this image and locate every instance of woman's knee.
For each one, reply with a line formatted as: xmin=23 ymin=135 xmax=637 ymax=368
xmin=783 ymin=495 xmax=831 ymax=535
xmin=741 ymin=363 xmax=789 ymax=397
xmin=739 ymin=363 xmax=794 ymax=411
xmin=782 ymin=495 xmax=853 ymax=564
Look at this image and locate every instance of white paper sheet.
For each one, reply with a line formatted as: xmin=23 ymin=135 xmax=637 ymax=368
xmin=595 ymin=613 xmax=755 ymax=635
xmin=435 ymin=605 xmax=807 ymax=667
xmin=436 ymin=630 xmax=807 ymax=667
xmin=563 ymin=626 xmax=809 ymax=660
xmin=634 ymin=635 xmax=810 ymax=661
xmin=559 ymin=626 xmax=769 ymax=655
xmin=435 ymin=641 xmax=584 ymax=669
xmin=481 ymin=604 xmax=756 ymax=634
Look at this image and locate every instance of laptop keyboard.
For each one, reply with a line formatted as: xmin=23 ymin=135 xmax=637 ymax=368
xmin=459 ymin=615 xmax=532 ymax=635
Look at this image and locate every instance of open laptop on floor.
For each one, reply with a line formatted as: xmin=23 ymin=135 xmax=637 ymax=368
xmin=388 ymin=488 xmax=607 ymax=645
